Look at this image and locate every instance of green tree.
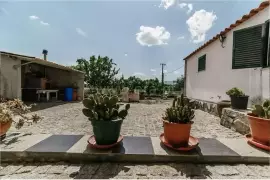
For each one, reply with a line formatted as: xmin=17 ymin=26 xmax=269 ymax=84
xmin=174 ymin=75 xmax=184 ymax=91
xmin=72 ymin=55 xmax=120 ymax=88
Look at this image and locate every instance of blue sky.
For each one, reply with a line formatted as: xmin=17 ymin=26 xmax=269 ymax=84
xmin=0 ymin=0 xmax=262 ymax=81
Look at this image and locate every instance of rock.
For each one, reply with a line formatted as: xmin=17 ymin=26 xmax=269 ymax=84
xmin=232 ymin=119 xmax=250 ymax=135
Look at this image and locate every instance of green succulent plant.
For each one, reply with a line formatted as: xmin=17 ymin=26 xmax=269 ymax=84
xmin=226 ymin=87 xmax=245 ymax=96
xmin=163 ymin=94 xmax=195 ymax=124
xmin=82 ymin=94 xmax=130 ymax=121
xmin=251 ymin=99 xmax=270 ymax=119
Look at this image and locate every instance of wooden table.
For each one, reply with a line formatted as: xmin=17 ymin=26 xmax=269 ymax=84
xmin=36 ymin=90 xmax=59 ymax=101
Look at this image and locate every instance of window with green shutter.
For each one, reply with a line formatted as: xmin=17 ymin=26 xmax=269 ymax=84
xmin=198 ymin=54 xmax=206 ymax=72
xmin=232 ymin=25 xmax=263 ymax=69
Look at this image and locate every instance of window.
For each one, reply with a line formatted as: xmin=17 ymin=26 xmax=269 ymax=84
xmin=232 ymin=24 xmax=263 ymax=69
xmin=263 ymin=20 xmax=270 ymax=67
xmin=198 ymin=54 xmax=206 ymax=72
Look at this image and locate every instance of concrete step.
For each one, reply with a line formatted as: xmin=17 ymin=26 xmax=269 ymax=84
xmin=1 ymin=133 xmax=269 ymax=164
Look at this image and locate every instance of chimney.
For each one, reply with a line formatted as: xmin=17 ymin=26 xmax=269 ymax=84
xmin=42 ymin=49 xmax=48 ymax=60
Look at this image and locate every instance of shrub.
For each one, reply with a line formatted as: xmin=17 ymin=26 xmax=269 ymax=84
xmin=226 ymin=87 xmax=245 ymax=96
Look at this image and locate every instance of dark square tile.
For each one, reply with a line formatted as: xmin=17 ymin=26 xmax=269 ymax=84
xmin=197 ymin=138 xmax=240 ymax=156
xmin=112 ymin=136 xmax=154 ymax=154
xmin=26 ymin=135 xmax=84 ymax=152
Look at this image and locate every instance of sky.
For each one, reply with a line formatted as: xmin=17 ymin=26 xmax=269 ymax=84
xmin=0 ymin=0 xmax=263 ymax=81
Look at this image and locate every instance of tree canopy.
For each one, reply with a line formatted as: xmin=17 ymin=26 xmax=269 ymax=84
xmin=72 ymin=55 xmax=119 ymax=88
xmin=71 ymin=55 xmax=183 ymax=94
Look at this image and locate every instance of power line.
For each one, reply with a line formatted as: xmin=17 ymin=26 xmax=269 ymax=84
xmin=165 ymin=64 xmax=185 ymax=74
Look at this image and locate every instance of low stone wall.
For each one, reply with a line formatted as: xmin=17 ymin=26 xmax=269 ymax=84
xmin=192 ymin=99 xmax=219 ymax=116
xmin=220 ymin=108 xmax=250 ymax=135
xmin=191 ymin=99 xmax=250 ymax=135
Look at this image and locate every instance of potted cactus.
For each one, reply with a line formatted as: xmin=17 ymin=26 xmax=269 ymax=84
xmin=162 ymin=94 xmax=195 ymax=147
xmin=247 ymin=99 xmax=270 ymax=146
xmin=226 ymin=87 xmax=249 ymax=109
xmin=82 ymin=94 xmax=130 ymax=145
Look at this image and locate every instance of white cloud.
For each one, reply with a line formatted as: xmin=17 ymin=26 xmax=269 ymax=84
xmin=40 ymin=21 xmax=49 ymax=26
xmin=164 ymin=70 xmax=168 ymax=73
xmin=76 ymin=28 xmax=87 ymax=37
xmin=29 ymin=15 xmax=39 ymax=20
xmin=159 ymin=0 xmax=177 ymax=9
xmin=136 ymin=26 xmax=170 ymax=47
xmin=187 ymin=4 xmax=193 ymax=14
xmin=124 ymin=53 xmax=128 ymax=57
xmin=177 ymin=36 xmax=185 ymax=40
xmin=174 ymin=71 xmax=180 ymax=74
xmin=150 ymin=69 xmax=156 ymax=72
xmin=133 ymin=72 xmax=146 ymax=76
xmin=178 ymin=3 xmax=193 ymax=14
xmin=179 ymin=3 xmax=187 ymax=8
xmin=186 ymin=10 xmax=217 ymax=43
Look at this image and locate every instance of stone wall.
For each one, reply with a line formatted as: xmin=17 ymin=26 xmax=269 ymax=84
xmin=191 ymin=99 xmax=250 ymax=135
xmin=220 ymin=108 xmax=250 ymax=135
xmin=192 ymin=99 xmax=219 ymax=116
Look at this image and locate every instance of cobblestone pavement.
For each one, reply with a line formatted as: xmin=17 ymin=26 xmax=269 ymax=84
xmin=1 ymin=162 xmax=270 ymax=179
xmin=10 ymin=101 xmax=242 ymax=138
xmin=5 ymin=101 xmax=268 ymax=179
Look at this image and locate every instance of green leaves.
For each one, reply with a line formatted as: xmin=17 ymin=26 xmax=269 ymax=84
xmin=72 ymin=55 xmax=120 ymax=88
xmin=226 ymin=87 xmax=245 ymax=96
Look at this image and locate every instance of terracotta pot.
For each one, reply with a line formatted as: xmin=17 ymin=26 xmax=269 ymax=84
xmin=0 ymin=121 xmax=12 ymax=136
xmin=163 ymin=120 xmax=193 ymax=146
xmin=247 ymin=113 xmax=270 ymax=145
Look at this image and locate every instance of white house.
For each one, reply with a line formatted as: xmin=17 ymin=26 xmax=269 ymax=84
xmin=184 ymin=1 xmax=270 ymax=105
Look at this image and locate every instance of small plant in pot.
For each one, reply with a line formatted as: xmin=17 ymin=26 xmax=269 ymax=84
xmin=162 ymin=94 xmax=195 ymax=147
xmin=226 ymin=87 xmax=249 ymax=109
xmin=247 ymin=99 xmax=270 ymax=146
xmin=0 ymin=99 xmax=41 ymax=140
xmin=82 ymin=94 xmax=130 ymax=145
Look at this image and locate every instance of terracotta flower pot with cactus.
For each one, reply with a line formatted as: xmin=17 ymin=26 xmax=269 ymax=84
xmin=247 ymin=100 xmax=270 ymax=146
xmin=162 ymin=94 xmax=195 ymax=147
xmin=82 ymin=94 xmax=130 ymax=145
xmin=0 ymin=99 xmax=41 ymax=139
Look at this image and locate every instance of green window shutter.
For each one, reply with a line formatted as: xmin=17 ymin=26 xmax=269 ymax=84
xmin=262 ymin=20 xmax=269 ymax=67
xmin=233 ymin=25 xmax=263 ymax=69
xmin=198 ymin=54 xmax=206 ymax=72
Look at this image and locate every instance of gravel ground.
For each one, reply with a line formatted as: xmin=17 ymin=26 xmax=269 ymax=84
xmin=4 ymin=101 xmax=268 ymax=179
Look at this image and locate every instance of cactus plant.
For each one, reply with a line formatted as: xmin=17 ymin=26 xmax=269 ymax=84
xmin=226 ymin=87 xmax=245 ymax=96
xmin=163 ymin=94 xmax=195 ymax=124
xmin=82 ymin=94 xmax=130 ymax=121
xmin=251 ymin=99 xmax=270 ymax=119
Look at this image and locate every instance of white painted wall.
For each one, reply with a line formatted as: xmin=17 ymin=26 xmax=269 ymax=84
xmin=185 ymin=7 xmax=270 ymax=104
xmin=0 ymin=55 xmax=21 ymax=99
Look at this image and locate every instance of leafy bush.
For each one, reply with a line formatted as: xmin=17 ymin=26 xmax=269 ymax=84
xmin=226 ymin=87 xmax=245 ymax=96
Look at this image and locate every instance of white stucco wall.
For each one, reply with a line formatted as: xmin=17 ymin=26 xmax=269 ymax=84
xmin=186 ymin=7 xmax=270 ymax=104
xmin=0 ymin=55 xmax=21 ymax=99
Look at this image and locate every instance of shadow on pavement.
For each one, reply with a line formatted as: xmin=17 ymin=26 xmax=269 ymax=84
xmin=26 ymin=101 xmax=80 ymax=112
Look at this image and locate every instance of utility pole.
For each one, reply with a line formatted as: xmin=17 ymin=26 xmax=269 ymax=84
xmin=160 ymin=63 xmax=166 ymax=94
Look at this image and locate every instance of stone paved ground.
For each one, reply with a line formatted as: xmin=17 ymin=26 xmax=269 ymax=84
xmin=10 ymin=101 xmax=242 ymax=139
xmin=4 ymin=101 xmax=269 ymax=179
xmin=1 ymin=162 xmax=270 ymax=179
